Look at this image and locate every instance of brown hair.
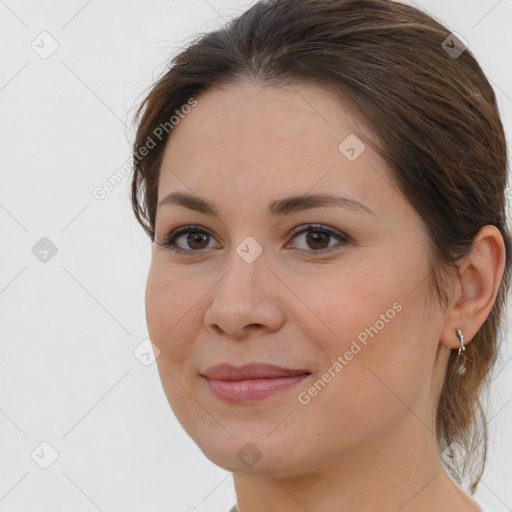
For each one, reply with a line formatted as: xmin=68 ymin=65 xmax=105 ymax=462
xmin=130 ymin=0 xmax=511 ymax=493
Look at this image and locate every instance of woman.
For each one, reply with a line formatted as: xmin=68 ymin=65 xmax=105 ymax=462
xmin=129 ymin=0 xmax=510 ymax=510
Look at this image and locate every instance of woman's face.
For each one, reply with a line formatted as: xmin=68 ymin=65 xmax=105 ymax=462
xmin=145 ymin=80 xmax=449 ymax=476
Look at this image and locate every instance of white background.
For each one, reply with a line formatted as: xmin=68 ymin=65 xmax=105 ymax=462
xmin=1 ymin=1 xmax=511 ymax=511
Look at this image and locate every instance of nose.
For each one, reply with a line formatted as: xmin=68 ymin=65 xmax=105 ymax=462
xmin=203 ymin=249 xmax=286 ymax=339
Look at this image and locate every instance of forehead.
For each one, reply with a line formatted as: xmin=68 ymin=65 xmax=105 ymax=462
xmin=162 ymin=80 xmax=363 ymax=166
xmin=156 ymin=80 xmax=408 ymax=225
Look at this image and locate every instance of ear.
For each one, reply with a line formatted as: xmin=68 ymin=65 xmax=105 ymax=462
xmin=440 ymin=225 xmax=506 ymax=349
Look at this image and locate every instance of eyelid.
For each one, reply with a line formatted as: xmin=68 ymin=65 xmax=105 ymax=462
xmin=288 ymin=223 xmax=350 ymax=241
xmin=157 ymin=223 xmax=351 ymax=254
xmin=155 ymin=224 xmax=215 ymax=250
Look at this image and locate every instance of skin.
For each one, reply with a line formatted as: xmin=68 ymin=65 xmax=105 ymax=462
xmin=144 ymin=79 xmax=505 ymax=512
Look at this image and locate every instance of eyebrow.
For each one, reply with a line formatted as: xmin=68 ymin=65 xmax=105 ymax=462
xmin=157 ymin=191 xmax=376 ymax=218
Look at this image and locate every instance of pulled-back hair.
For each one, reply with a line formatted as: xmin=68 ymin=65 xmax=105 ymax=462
xmin=130 ymin=0 xmax=511 ymax=492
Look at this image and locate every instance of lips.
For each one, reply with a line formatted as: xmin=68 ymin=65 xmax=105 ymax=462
xmin=201 ymin=363 xmax=311 ymax=381
xmin=201 ymin=363 xmax=312 ymax=402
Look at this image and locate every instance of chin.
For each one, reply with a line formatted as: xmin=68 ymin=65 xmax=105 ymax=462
xmin=191 ymin=428 xmax=308 ymax=477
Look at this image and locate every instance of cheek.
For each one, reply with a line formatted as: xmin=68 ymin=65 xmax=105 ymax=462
xmin=144 ymin=262 xmax=196 ymax=363
xmin=298 ymin=265 xmax=400 ymax=356
xmin=145 ymin=267 xmax=168 ymax=343
xmin=298 ymin=260 xmax=435 ymax=420
xmin=297 ymin=316 xmax=425 ymax=452
xmin=145 ymin=265 xmax=201 ymax=424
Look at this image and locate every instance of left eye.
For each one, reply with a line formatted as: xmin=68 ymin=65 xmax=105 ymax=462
xmin=158 ymin=224 xmax=349 ymax=254
xmin=288 ymin=225 xmax=349 ymax=252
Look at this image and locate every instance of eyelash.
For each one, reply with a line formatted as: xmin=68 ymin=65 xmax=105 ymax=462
xmin=156 ymin=224 xmax=350 ymax=255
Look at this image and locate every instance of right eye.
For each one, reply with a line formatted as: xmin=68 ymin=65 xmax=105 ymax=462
xmin=157 ymin=225 xmax=220 ymax=254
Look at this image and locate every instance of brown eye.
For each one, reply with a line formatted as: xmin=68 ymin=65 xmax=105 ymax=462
xmin=158 ymin=223 xmax=349 ymax=255
xmin=304 ymin=231 xmax=331 ymax=250
xmin=185 ymin=231 xmax=210 ymax=250
xmin=288 ymin=224 xmax=349 ymax=253
xmin=159 ymin=226 xmax=219 ymax=253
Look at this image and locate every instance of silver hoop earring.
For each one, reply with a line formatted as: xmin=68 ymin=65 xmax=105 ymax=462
xmin=456 ymin=329 xmax=465 ymax=356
